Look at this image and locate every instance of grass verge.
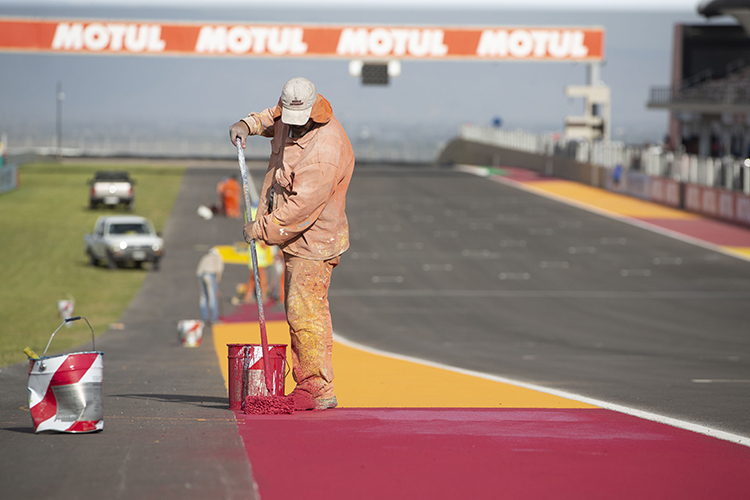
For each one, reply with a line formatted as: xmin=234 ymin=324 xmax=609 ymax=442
xmin=0 ymin=162 xmax=185 ymax=368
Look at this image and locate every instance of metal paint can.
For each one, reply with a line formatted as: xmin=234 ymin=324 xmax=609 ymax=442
xmin=57 ymin=299 xmax=74 ymax=321
xmin=28 ymin=352 xmax=104 ymax=433
xmin=177 ymin=320 xmax=204 ymax=347
xmin=227 ymin=344 xmax=287 ymax=410
xmin=27 ymin=317 xmax=103 ymax=433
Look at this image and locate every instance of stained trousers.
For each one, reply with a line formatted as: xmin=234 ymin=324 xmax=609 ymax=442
xmin=198 ymin=272 xmax=219 ymax=323
xmin=283 ymin=252 xmax=339 ymax=400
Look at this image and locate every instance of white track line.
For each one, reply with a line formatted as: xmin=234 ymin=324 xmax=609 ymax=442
xmin=393 ymin=164 xmax=750 ymax=446
xmin=333 ymin=333 xmax=750 ymax=447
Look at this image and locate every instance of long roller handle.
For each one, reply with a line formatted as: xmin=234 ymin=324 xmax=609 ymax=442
xmin=236 ymin=139 xmax=274 ymax=395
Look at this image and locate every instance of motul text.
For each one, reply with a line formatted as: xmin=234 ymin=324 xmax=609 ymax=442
xmin=52 ymin=23 xmax=166 ymax=52
xmin=336 ymin=28 xmax=448 ymax=57
xmin=476 ymin=29 xmax=589 ymax=59
xmin=195 ymin=26 xmax=308 ymax=55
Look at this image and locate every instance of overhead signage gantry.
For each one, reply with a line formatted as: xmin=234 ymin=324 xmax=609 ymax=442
xmin=0 ymin=18 xmax=609 ymax=140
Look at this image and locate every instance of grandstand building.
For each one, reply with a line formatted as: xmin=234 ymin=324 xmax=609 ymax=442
xmin=648 ymin=0 xmax=750 ymax=159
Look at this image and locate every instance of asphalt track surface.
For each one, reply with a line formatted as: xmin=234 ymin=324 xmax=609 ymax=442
xmin=1 ymin=161 xmax=749 ymax=499
xmin=0 ymin=165 xmax=261 ymax=499
xmin=334 ymin=165 xmax=750 ymax=437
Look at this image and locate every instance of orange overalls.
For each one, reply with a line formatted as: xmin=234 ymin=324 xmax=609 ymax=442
xmin=242 ymin=95 xmax=354 ymax=403
xmin=222 ymin=177 xmax=241 ymax=218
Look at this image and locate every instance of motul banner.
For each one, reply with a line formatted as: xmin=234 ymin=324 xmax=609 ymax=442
xmin=0 ymin=18 xmax=604 ymax=61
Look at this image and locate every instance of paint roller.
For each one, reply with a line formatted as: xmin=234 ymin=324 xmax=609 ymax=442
xmin=235 ymin=137 xmax=294 ymax=415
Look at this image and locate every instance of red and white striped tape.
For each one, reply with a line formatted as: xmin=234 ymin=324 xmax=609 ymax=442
xmin=28 ymin=352 xmax=104 ymax=433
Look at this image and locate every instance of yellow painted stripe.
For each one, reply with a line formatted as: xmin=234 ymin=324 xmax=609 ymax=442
xmin=214 ymin=245 xmax=249 ymax=265
xmin=525 ymin=181 xmax=699 ymax=220
xmin=724 ymin=247 xmax=750 ymax=259
xmin=213 ymin=321 xmax=596 ymax=409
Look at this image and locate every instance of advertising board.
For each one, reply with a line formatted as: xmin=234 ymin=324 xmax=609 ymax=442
xmin=0 ymin=18 xmax=605 ymax=62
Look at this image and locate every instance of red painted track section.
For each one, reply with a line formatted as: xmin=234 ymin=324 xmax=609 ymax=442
xmin=235 ymin=408 xmax=750 ymax=500
xmin=638 ymin=218 xmax=750 ymax=246
xmin=225 ymin=167 xmax=750 ymax=499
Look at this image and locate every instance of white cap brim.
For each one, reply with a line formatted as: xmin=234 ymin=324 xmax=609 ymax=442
xmin=281 ymin=106 xmax=312 ymax=126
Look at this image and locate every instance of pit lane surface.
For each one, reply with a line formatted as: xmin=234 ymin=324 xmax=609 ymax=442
xmin=0 ymin=164 xmax=261 ymax=500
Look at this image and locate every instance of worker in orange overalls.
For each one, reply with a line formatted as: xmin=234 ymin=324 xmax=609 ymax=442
xmin=220 ymin=175 xmax=241 ymax=218
xmin=230 ymin=77 xmax=354 ymax=411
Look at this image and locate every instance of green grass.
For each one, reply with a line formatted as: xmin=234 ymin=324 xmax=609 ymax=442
xmin=0 ymin=162 xmax=185 ymax=367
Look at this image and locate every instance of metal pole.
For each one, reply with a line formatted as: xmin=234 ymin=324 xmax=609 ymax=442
xmin=56 ymin=81 xmax=64 ymax=160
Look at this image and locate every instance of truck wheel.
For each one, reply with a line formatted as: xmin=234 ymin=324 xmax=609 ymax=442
xmin=90 ymin=200 xmax=98 ymax=210
xmin=152 ymin=259 xmax=160 ymax=271
xmin=87 ymin=251 xmax=98 ymax=266
xmin=127 ymin=200 xmax=135 ymax=212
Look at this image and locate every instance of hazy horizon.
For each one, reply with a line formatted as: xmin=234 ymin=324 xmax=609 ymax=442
xmin=0 ymin=4 xmax=721 ymax=158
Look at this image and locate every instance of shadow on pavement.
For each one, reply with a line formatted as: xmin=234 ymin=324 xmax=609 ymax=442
xmin=111 ymin=393 xmax=229 ymax=409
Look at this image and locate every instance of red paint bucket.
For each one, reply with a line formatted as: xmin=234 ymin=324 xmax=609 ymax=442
xmin=227 ymin=344 xmax=287 ymax=410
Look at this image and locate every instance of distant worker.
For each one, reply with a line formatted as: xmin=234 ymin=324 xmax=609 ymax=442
xmin=229 ymin=77 xmax=355 ymax=411
xmin=196 ymin=247 xmax=224 ymax=324
xmin=217 ymin=175 xmax=242 ymax=218
xmin=613 ymin=163 xmax=623 ymax=188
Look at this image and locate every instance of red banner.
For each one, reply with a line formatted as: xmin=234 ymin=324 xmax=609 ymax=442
xmin=0 ymin=18 xmax=604 ymax=61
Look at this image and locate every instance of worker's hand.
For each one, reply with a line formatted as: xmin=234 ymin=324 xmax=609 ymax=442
xmin=229 ymin=121 xmax=250 ymax=148
xmin=243 ymin=221 xmax=255 ymax=243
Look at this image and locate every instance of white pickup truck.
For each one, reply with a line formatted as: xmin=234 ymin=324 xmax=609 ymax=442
xmin=88 ymin=170 xmax=134 ymax=210
xmin=84 ymin=215 xmax=164 ymax=270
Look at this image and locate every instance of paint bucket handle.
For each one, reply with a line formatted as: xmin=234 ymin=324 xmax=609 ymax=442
xmin=42 ymin=316 xmax=96 ymax=357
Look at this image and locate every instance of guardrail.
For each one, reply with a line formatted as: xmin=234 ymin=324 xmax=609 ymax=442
xmin=459 ymin=124 xmax=750 ymax=195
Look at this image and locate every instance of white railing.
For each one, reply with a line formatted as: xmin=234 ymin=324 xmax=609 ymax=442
xmin=459 ymin=124 xmax=750 ymax=194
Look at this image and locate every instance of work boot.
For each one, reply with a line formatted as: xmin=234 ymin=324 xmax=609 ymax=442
xmin=316 ymin=396 xmax=338 ymax=410
xmin=290 ymin=390 xmax=337 ymax=411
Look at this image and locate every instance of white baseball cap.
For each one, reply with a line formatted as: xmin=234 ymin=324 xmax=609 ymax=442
xmin=280 ymin=77 xmax=317 ymax=126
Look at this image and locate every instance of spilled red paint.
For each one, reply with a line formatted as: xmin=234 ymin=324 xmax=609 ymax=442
xmin=243 ymin=395 xmax=294 ymax=415
xmin=235 ymin=408 xmax=750 ymax=500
